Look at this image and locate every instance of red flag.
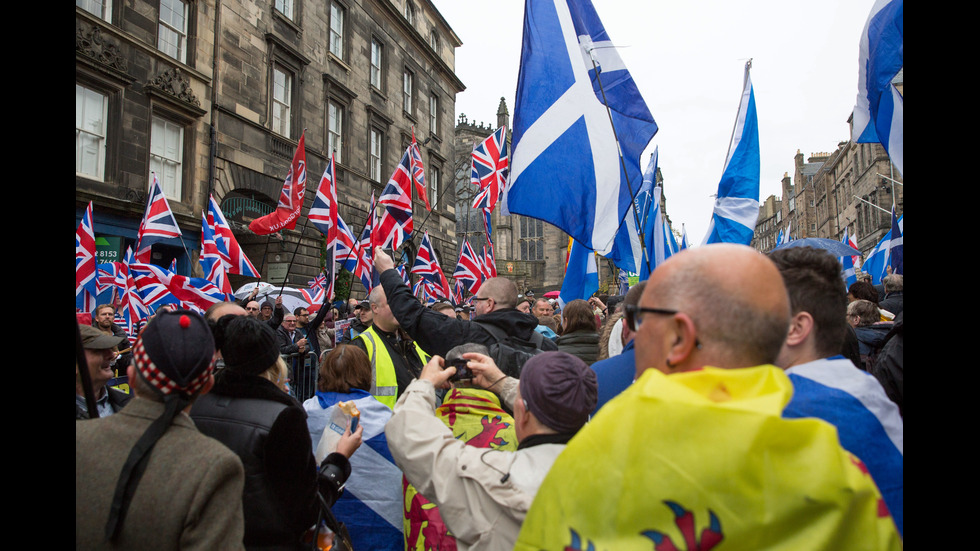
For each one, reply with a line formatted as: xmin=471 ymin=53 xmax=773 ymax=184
xmin=410 ymin=127 xmax=430 ymax=211
xmin=249 ymin=132 xmax=307 ymax=235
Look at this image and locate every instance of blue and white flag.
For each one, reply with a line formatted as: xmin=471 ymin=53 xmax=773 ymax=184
xmin=609 ymin=148 xmax=658 ymax=275
xmin=840 ymin=229 xmax=859 ymax=287
xmin=852 ymin=0 xmax=903 ymax=175
xmin=304 ymin=391 xmax=403 ymax=550
xmin=703 ymin=62 xmax=761 ymax=246
xmin=680 ymin=224 xmax=690 ymax=251
xmin=558 ymin=239 xmax=598 ymax=311
xmin=506 ymin=0 xmax=658 ymax=259
xmin=617 ymin=269 xmax=629 ymax=295
xmin=861 ymin=214 xmax=902 ymax=284
xmin=888 ymin=207 xmax=902 ymax=275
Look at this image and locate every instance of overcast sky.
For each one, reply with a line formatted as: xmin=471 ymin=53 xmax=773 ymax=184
xmin=432 ymin=0 xmax=876 ymax=244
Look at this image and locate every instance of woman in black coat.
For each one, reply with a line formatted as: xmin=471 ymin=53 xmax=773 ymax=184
xmin=556 ymin=299 xmax=601 ymax=365
xmin=192 ymin=315 xmax=363 ymax=550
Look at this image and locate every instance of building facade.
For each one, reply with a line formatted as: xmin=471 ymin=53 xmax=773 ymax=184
xmin=77 ymin=0 xmax=465 ymax=299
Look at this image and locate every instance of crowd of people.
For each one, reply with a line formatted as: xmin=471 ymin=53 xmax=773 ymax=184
xmin=76 ymin=243 xmax=903 ymax=549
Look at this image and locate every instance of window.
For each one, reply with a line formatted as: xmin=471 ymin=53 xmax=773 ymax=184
xmin=76 ymin=84 xmax=108 ymax=180
xmin=369 ymin=128 xmax=383 ymax=182
xmin=329 ymin=2 xmax=345 ymax=59
xmin=150 ymin=115 xmax=183 ymax=200
xmin=428 ymin=94 xmax=439 ymax=136
xmin=520 ymin=217 xmax=544 ymax=261
xmin=402 ymin=69 xmax=414 ymax=115
xmin=430 ymin=30 xmax=439 ymax=52
xmin=275 ymin=0 xmax=293 ymax=19
xmin=272 ymin=66 xmax=292 ymax=137
xmin=370 ymin=39 xmax=383 ymax=90
xmin=429 ymin=166 xmax=440 ymax=208
xmin=158 ymin=0 xmax=188 ymax=63
xmin=328 ymin=100 xmax=344 ymax=163
xmin=78 ymin=0 xmax=111 ymax=21
xmin=404 ymin=1 xmax=416 ymax=25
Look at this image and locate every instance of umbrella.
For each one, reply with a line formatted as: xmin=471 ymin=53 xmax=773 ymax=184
xmin=234 ymin=283 xmax=310 ymax=314
xmin=771 ymin=238 xmax=860 ymax=258
xmin=543 ymin=291 xmax=560 ymax=299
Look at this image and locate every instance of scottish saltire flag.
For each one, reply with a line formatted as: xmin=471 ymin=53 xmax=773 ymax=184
xmin=617 ymin=269 xmax=629 ymax=295
xmin=135 ymin=173 xmax=183 ymax=263
xmin=664 ymin=219 xmax=679 ymax=258
xmin=200 ymin=212 xmax=232 ymax=294
xmin=860 ymin=215 xmax=902 ymax=285
xmin=640 ymin=184 xmax=665 ymax=281
xmin=840 ymin=229 xmax=859 ymax=287
xmin=249 ymin=131 xmax=307 ymax=235
xmin=411 ymin=232 xmax=451 ymax=299
xmin=852 ymin=0 xmax=903 ymax=175
xmin=76 ymin=202 xmax=98 ymax=313
xmin=558 ymin=239 xmax=598 ymax=311
xmin=453 ymin=241 xmax=484 ymax=294
xmin=680 ymin=224 xmax=690 ymax=250
xmin=471 ymin=126 xmax=509 ymax=211
xmin=506 ymin=0 xmax=658 ymax=257
xmin=888 ymin=207 xmax=902 ymax=275
xmin=378 ymin=148 xmax=415 ymax=249
xmin=207 ymin=195 xmax=259 ymax=277
xmin=783 ymin=357 xmax=904 ymax=536
xmin=304 ymin=392 xmax=403 ymax=550
xmin=703 ymin=62 xmax=761 ymax=246
xmin=608 ymin=148 xmax=657 ymax=275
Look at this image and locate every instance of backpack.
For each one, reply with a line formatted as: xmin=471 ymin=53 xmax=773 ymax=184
xmin=474 ymin=321 xmax=548 ymax=378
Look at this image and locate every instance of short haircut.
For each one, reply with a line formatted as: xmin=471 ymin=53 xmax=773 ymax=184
xmin=623 ymin=282 xmax=647 ymax=308
xmin=883 ymin=274 xmax=903 ymax=292
xmin=293 ymin=306 xmax=309 ymax=315
xmin=537 ymin=315 xmax=558 ymax=332
xmin=768 ymin=247 xmax=849 ymax=357
xmin=482 ymin=277 xmax=518 ymax=309
xmin=655 ymin=254 xmax=788 ymax=367
xmin=369 ymin=285 xmax=386 ymax=305
xmin=562 ymin=299 xmax=597 ymax=334
xmin=533 ymin=298 xmax=552 ymax=310
xmin=445 ymin=343 xmax=490 ymax=362
xmin=848 ymin=281 xmax=879 ymax=303
xmin=431 ymin=302 xmax=455 ymax=314
xmin=848 ymin=300 xmax=880 ymax=327
xmin=95 ymin=304 xmax=115 ymax=315
xmin=317 ymin=344 xmax=372 ymax=393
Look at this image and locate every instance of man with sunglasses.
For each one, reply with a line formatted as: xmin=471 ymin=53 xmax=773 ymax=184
xmin=373 ymin=247 xmax=557 ymax=359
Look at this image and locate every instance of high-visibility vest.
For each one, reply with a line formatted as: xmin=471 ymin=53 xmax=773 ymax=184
xmin=356 ymin=326 xmax=430 ymax=409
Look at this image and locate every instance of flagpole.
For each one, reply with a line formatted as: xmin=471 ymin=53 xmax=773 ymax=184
xmin=586 ymin=48 xmax=652 ymax=276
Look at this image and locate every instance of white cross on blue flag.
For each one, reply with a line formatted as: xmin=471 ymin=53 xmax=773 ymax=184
xmin=506 ymin=0 xmax=657 ymax=257
xmin=703 ymin=62 xmax=760 ymax=246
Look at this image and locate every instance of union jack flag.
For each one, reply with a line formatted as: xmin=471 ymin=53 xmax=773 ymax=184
xmin=410 ymin=129 xmax=430 ymax=211
xmin=396 ymin=264 xmax=411 ymax=286
xmin=207 ymin=195 xmax=260 ymax=277
xmin=117 ymin=248 xmax=149 ymax=344
xmin=76 ymin=201 xmax=98 ymax=313
xmin=130 ymin=263 xmax=228 ymax=312
xmin=483 ymin=243 xmax=497 ymax=278
xmin=471 ymin=126 xmax=509 ymax=212
xmin=411 ymin=231 xmax=451 ymax=299
xmin=482 ymin=207 xmax=494 ymax=249
xmin=335 ymin=214 xmax=360 ymax=273
xmin=303 ymin=273 xmax=327 ymax=305
xmin=310 ymin=153 xmax=339 ymax=242
xmin=249 ymin=131 xmax=307 ymax=235
xmin=200 ymin=211 xmax=232 ymax=294
xmin=356 ymin=194 xmax=377 ymax=292
xmin=135 ymin=174 xmax=183 ymax=264
xmin=452 ymin=279 xmax=465 ymax=306
xmin=453 ymin=240 xmax=484 ymax=295
xmin=377 ymin=148 xmax=414 ymax=249
xmin=96 ymin=263 xmax=118 ymax=298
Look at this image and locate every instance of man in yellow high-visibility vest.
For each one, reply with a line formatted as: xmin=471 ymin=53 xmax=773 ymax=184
xmin=352 ymin=284 xmax=430 ymax=409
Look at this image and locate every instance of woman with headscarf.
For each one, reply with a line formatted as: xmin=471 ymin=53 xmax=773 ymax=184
xmin=191 ymin=315 xmax=363 ymax=550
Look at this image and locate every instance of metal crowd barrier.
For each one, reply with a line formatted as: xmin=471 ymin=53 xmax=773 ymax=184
xmin=283 ymin=352 xmax=319 ymax=403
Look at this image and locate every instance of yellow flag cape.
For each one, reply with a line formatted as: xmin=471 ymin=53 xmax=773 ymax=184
xmin=403 ymin=388 xmax=518 ymax=550
xmin=516 ymin=366 xmax=901 ymax=550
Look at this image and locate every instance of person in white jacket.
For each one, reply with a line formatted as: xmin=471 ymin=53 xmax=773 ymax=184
xmin=385 ymin=350 xmax=597 ymax=551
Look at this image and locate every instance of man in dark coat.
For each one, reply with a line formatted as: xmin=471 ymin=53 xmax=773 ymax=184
xmin=373 ymin=247 xmax=558 ymax=358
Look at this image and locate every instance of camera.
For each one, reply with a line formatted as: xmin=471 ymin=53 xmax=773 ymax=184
xmin=447 ymin=358 xmax=473 ymax=381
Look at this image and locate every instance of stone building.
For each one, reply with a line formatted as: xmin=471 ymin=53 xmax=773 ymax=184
xmin=76 ymin=0 xmax=465 ymax=299
xmin=751 ymin=193 xmax=782 ymax=252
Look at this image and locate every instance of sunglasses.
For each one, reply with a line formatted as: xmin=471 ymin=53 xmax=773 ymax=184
xmin=623 ymin=303 xmax=680 ymax=332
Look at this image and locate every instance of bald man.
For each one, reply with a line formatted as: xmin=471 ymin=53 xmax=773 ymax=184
xmin=374 ymin=247 xmax=557 ymax=359
xmin=630 ymin=244 xmax=790 ymax=377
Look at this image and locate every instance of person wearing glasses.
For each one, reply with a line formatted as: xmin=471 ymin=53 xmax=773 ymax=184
xmin=372 ymin=247 xmax=557 ymax=359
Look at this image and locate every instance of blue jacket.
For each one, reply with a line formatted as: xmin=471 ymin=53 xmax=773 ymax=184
xmin=589 ymin=340 xmax=635 ymax=415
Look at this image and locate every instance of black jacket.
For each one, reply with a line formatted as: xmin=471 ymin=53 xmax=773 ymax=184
xmin=556 ymin=330 xmax=601 ymax=365
xmin=381 ymin=268 xmax=557 ymax=358
xmin=190 ymin=371 xmax=349 ymax=549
